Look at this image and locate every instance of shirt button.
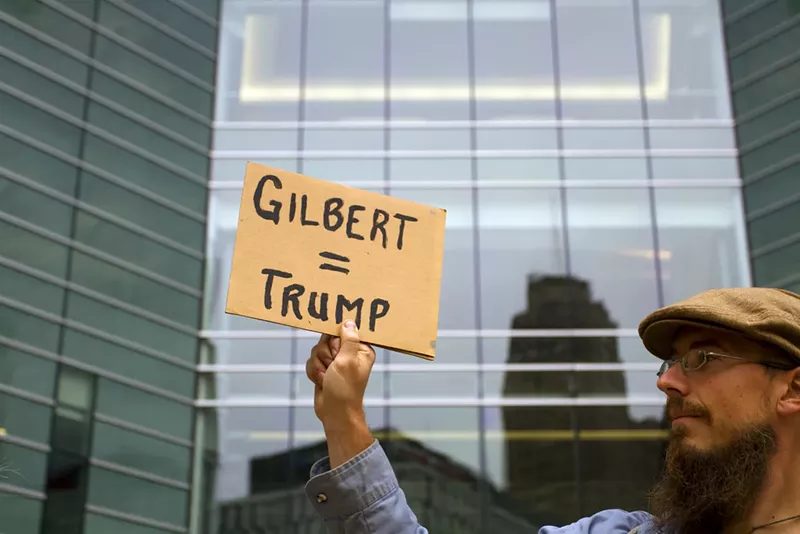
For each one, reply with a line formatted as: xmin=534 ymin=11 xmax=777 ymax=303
xmin=316 ymin=493 xmax=327 ymax=503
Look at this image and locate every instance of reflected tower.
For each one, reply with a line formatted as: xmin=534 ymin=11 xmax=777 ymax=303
xmin=502 ymin=275 xmax=665 ymax=526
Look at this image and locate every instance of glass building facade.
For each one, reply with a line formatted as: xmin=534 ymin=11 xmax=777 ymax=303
xmin=719 ymin=0 xmax=800 ymax=293
xmin=200 ymin=0 xmax=750 ymax=532
xmin=0 ymin=0 xmax=218 ymax=532
xmin=1 ymin=0 xmax=791 ymax=533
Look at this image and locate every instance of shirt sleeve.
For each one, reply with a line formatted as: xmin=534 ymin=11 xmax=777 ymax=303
xmin=303 ymin=439 xmax=429 ymax=534
xmin=304 ymin=439 xmax=651 ymax=534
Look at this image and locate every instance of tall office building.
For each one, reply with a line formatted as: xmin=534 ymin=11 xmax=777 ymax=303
xmin=0 ymin=0 xmax=219 ymax=532
xmin=2 ymin=1 xmax=795 ymax=533
xmin=719 ymin=0 xmax=800 ymax=292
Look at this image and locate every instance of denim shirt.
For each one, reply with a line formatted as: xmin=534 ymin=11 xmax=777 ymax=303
xmin=304 ymin=440 xmax=659 ymax=534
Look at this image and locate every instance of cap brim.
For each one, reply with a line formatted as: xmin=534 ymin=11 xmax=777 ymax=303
xmin=640 ymin=319 xmax=742 ymax=360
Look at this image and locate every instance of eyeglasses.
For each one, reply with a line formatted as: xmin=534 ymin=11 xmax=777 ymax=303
xmin=657 ymin=348 xmax=796 ymax=378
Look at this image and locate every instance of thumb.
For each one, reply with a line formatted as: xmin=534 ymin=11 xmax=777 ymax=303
xmin=337 ymin=319 xmax=361 ymax=356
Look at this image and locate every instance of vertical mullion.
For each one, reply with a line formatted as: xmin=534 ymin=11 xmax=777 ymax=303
xmin=465 ymin=1 xmax=488 ymax=531
xmin=547 ymin=0 xmax=582 ymax=515
xmin=289 ymin=1 xmax=311 ymax=531
xmin=383 ymin=0 xmax=392 ymax=442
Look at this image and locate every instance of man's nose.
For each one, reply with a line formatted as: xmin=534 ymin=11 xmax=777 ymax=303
xmin=657 ymin=360 xmax=690 ymax=397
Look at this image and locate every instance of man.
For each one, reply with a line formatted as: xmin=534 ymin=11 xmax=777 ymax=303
xmin=303 ymin=287 xmax=800 ymax=534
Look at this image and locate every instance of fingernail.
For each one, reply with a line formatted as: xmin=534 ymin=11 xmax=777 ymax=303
xmin=345 ymin=320 xmax=356 ymax=330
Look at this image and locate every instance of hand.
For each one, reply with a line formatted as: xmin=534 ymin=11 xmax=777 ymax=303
xmin=305 ymin=320 xmax=376 ymax=467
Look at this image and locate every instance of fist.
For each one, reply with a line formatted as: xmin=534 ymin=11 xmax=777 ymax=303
xmin=305 ymin=320 xmax=376 ymax=428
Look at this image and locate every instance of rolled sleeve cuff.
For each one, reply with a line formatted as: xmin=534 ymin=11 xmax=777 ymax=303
xmin=304 ymin=440 xmax=399 ymax=520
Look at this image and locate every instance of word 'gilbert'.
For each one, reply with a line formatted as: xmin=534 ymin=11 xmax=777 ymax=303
xmin=253 ymin=174 xmax=419 ymax=251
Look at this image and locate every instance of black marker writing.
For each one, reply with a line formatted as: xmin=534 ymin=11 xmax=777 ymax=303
xmin=261 ymin=267 xmax=389 ymax=332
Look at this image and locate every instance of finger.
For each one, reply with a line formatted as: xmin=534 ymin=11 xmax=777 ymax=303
xmin=337 ymin=319 xmax=361 ymax=358
xmin=314 ymin=336 xmax=334 ymax=366
xmin=329 ymin=335 xmax=341 ymax=356
xmin=305 ymin=352 xmax=327 ymax=386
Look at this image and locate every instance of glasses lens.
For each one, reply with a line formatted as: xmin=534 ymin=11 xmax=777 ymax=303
xmin=684 ymin=349 xmax=706 ymax=371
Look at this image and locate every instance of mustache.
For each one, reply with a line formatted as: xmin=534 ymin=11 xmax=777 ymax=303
xmin=666 ymin=397 xmax=711 ymax=422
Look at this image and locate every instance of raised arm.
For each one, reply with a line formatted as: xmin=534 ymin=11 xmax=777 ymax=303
xmin=303 ymin=320 xmax=428 ymax=534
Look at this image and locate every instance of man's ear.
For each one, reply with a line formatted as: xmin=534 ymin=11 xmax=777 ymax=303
xmin=777 ymin=367 xmax=800 ymax=416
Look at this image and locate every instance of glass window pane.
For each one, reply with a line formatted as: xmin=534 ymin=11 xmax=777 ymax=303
xmin=0 ymin=90 xmax=82 ymax=156
xmin=0 ymin=493 xmax=43 ymax=534
xmin=651 ymin=156 xmax=739 ymax=180
xmin=390 ymin=158 xmax=471 ymax=184
xmin=87 ymin=466 xmax=188 ymax=526
xmin=96 ymin=379 xmax=192 ymax=441
xmin=91 ymin=72 xmax=211 ymax=148
xmin=477 ymin=128 xmax=558 ymax=151
xmin=80 ymin=173 xmax=206 ymax=253
xmin=485 ymin=405 xmax=666 ymax=527
xmin=389 ymin=188 xmax=475 ymax=329
xmin=1 ymin=0 xmax=91 ymax=52
xmin=213 ymin=407 xmax=290 ymax=501
xmin=477 ymin=158 xmax=560 ymax=181
xmin=479 ymin=188 xmax=566 ymax=330
xmin=390 ymin=0 xmax=470 ymax=120
xmin=734 ymin=59 xmax=800 ymax=116
xmin=730 ymin=24 xmax=800 ymax=81
xmin=0 ymin=392 xmax=51 ymax=443
xmin=0 ymin=346 xmax=56 ymax=397
xmin=304 ymin=0 xmax=385 ymax=121
xmin=565 ymin=157 xmax=648 ymax=180
xmin=0 ymin=19 xmax=89 ymax=85
xmin=0 ymin=263 xmax=64 ymax=315
xmin=92 ymin=422 xmax=191 ymax=482
xmin=203 ymin=339 xmax=292 ymax=367
xmin=66 ymin=292 xmax=198 ymax=362
xmin=305 ymin=129 xmax=384 ymax=151
xmin=391 ymin=129 xmax=470 ymax=151
xmin=737 ymin=94 xmax=800 ymax=147
xmin=84 ymin=513 xmax=177 ymax=534
xmin=0 ymin=52 xmax=84 ymax=118
xmin=211 ymin=159 xmax=298 ymax=183
xmin=211 ymin=370 xmax=292 ymax=400
xmin=0 ymin=131 xmax=79 ymax=196
xmin=94 ymin=35 xmax=212 ymax=116
xmin=213 ymin=129 xmax=298 ymax=152
xmin=566 ymin=188 xmax=659 ymax=328
xmin=0 ymin=178 xmax=73 ymax=237
xmin=473 ymin=0 xmax=556 ymax=120
xmin=389 ymin=406 xmax=481 ymax=529
xmin=0 ymin=220 xmax=69 ymax=278
xmin=98 ymin=2 xmax=215 ymax=84
xmin=556 ymin=0 xmax=643 ymax=120
xmin=649 ymin=127 xmax=737 ymax=150
xmin=753 ymin=240 xmax=800 ymax=286
xmin=302 ymin=159 xmax=385 ymax=184
xmin=640 ymin=0 xmax=733 ymax=119
xmin=63 ymin=329 xmax=195 ymax=397
xmin=725 ymin=1 xmax=797 ymax=48
xmin=563 ymin=129 xmax=645 ymax=150
xmin=0 ymin=304 xmax=60 ymax=353
xmin=86 ymin=101 xmax=209 ymax=178
xmin=655 ymin=187 xmax=750 ymax=304
xmin=741 ymin=129 xmax=800 ymax=178
xmin=0 ymin=442 xmax=47 ymax=491
xmin=71 ymin=252 xmax=200 ymax=327
xmin=218 ymin=3 xmax=303 ymax=121
xmin=73 ymin=211 xmax=203 ymax=287
xmin=122 ymin=0 xmax=217 ymax=50
xmin=744 ymin=161 xmax=800 ymax=213
xmin=83 ymin=134 xmax=207 ymax=214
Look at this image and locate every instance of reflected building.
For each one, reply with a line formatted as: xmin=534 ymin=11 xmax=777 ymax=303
xmin=503 ymin=275 xmax=667 ymax=526
xmin=218 ymin=429 xmax=536 ymax=534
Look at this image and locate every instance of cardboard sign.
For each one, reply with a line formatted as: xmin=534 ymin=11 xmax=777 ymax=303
xmin=225 ymin=162 xmax=447 ymax=360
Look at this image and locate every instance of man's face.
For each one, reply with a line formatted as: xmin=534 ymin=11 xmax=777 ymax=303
xmin=649 ymin=326 xmax=786 ymax=533
xmin=656 ymin=326 xmax=779 ymax=450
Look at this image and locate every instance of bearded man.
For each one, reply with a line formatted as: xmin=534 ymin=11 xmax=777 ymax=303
xmin=303 ymin=287 xmax=800 ymax=534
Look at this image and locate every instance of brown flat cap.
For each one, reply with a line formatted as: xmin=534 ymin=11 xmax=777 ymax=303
xmin=638 ymin=287 xmax=800 ymax=365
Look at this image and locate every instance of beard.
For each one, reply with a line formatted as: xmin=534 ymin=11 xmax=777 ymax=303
xmin=648 ymin=404 xmax=777 ymax=534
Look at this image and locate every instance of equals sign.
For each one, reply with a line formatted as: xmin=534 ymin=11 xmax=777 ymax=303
xmin=319 ymin=251 xmax=350 ymax=275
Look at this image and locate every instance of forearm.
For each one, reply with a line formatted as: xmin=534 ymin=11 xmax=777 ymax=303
xmin=323 ymin=410 xmax=374 ymax=469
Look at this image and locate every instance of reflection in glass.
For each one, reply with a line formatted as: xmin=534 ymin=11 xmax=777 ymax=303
xmin=477 ymin=158 xmax=560 ymax=181
xmin=473 ymin=0 xmax=556 ymax=120
xmin=655 ymin=187 xmax=750 ymax=305
xmin=478 ymin=188 xmax=565 ymax=329
xmin=566 ymin=188 xmax=660 ymax=328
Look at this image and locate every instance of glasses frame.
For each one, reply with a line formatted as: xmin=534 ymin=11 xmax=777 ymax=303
xmin=657 ymin=349 xmax=796 ymax=378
